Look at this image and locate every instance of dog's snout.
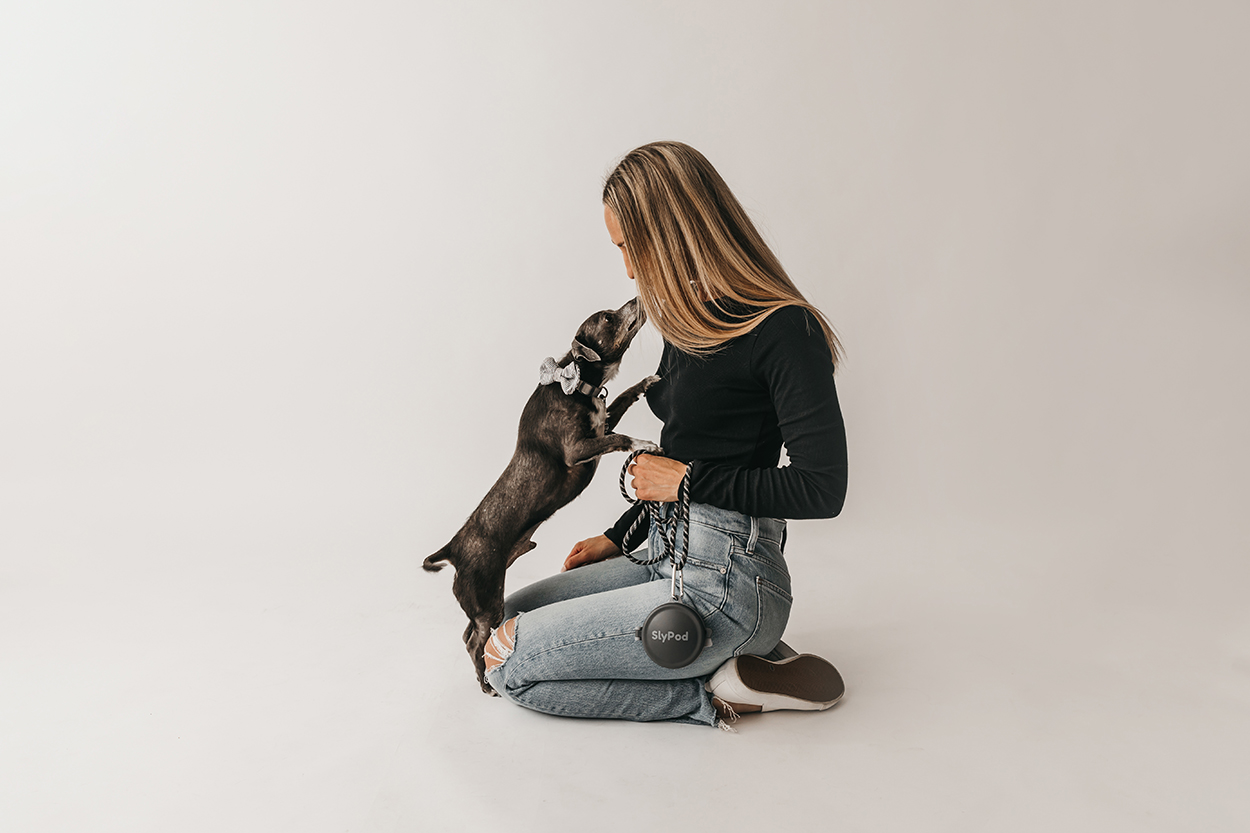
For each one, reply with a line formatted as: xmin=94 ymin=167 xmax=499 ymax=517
xmin=617 ymin=297 xmax=644 ymax=330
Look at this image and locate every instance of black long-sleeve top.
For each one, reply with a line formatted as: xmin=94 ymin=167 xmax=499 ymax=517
xmin=605 ymin=302 xmax=848 ymax=549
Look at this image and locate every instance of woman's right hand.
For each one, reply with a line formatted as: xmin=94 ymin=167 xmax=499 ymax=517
xmin=562 ymin=535 xmax=621 ymax=572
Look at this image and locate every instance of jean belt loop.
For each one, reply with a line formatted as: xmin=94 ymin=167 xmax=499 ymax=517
xmin=747 ymin=515 xmax=759 ymax=555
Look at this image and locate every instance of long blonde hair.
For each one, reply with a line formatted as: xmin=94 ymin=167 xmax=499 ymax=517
xmin=602 ymin=141 xmax=842 ymax=367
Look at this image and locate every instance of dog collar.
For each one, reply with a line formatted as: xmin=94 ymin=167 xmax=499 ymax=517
xmin=539 ymin=357 xmax=607 ymax=399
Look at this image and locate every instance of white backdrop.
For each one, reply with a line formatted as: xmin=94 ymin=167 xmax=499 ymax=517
xmin=3 ymin=2 xmax=1248 ymax=831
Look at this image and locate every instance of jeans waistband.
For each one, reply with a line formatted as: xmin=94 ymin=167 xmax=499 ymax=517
xmin=658 ymin=502 xmax=787 ymax=547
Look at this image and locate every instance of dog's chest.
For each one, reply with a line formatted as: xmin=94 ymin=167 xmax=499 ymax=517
xmin=589 ymin=400 xmax=606 ymax=435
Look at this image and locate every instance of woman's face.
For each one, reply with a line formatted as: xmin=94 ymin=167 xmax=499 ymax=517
xmin=603 ymin=204 xmax=635 ymax=281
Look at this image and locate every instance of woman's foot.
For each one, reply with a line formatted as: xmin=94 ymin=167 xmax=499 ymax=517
xmin=763 ymin=639 xmax=798 ymax=661
xmin=707 ymin=654 xmax=845 ymax=713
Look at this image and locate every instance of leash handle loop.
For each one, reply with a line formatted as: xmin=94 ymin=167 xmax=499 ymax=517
xmin=617 ymin=448 xmax=693 ymax=594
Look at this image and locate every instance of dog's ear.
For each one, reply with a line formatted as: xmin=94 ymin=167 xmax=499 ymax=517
xmin=570 ymin=339 xmax=601 ymax=363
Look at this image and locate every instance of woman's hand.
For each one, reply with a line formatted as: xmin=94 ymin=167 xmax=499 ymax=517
xmin=627 ymin=454 xmax=689 ymax=503
xmin=562 ymin=535 xmax=621 ymax=572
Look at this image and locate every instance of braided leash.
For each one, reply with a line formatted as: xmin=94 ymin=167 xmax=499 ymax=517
xmin=618 ymin=449 xmax=692 ymax=587
xmin=619 ymin=448 xmax=707 ymax=667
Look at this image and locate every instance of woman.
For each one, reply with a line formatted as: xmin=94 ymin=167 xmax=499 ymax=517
xmin=482 ymin=141 xmax=848 ymax=728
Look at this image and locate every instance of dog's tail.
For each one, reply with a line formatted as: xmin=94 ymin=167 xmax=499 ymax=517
xmin=423 ymin=545 xmax=454 ymax=573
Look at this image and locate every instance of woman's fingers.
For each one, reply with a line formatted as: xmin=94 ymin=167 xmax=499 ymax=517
xmin=562 ymin=536 xmax=618 ymax=572
xmin=562 ymin=539 xmax=584 ymax=571
xmin=629 ymin=454 xmax=688 ymax=502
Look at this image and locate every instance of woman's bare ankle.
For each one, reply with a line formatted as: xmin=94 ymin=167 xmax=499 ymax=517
xmin=713 ymin=697 xmax=762 ymax=720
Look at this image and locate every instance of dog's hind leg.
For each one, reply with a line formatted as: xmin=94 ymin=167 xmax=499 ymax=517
xmin=466 ymin=617 xmax=496 ymax=695
xmin=606 ymin=375 xmax=660 ymax=431
xmin=470 ymin=597 xmax=509 ymax=694
xmin=458 ymin=566 xmax=508 ymax=694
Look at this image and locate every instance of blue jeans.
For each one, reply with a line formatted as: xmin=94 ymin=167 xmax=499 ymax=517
xmin=485 ymin=503 xmax=792 ymax=727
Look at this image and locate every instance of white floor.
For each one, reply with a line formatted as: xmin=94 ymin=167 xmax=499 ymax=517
xmin=4 ymin=470 xmax=1247 ymax=833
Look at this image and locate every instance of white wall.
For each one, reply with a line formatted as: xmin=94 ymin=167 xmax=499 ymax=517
xmin=3 ymin=2 xmax=1248 ymax=830
xmin=4 ymin=1 xmax=1246 ymax=537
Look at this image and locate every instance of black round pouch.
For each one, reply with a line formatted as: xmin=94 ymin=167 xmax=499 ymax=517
xmin=639 ymin=601 xmax=706 ymax=669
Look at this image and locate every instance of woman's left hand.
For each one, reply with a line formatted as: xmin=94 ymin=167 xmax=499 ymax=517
xmin=627 ymin=454 xmax=689 ymax=503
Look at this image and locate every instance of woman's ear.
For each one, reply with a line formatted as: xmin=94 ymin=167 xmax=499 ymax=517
xmin=570 ymin=339 xmax=602 ymax=363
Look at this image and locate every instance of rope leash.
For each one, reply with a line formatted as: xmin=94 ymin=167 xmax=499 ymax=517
xmin=619 ymin=448 xmax=707 ymax=667
xmin=618 ymin=449 xmax=692 ymax=592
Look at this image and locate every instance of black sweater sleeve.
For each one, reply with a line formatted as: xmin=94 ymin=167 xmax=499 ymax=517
xmin=688 ymin=308 xmax=847 ymax=519
xmin=604 ymin=304 xmax=848 ymax=546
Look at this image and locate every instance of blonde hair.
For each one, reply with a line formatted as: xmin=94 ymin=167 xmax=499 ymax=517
xmin=602 ymin=141 xmax=842 ymax=367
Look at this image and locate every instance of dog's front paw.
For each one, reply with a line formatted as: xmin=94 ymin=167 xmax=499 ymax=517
xmin=642 ymin=374 xmax=661 ymax=391
xmin=631 ymin=438 xmax=662 ymax=454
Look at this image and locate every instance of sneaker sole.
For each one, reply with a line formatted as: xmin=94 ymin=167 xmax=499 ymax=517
xmin=737 ymin=653 xmax=845 ymax=708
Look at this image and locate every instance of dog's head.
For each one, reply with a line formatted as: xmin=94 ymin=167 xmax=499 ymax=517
xmin=570 ymin=297 xmax=646 ymax=373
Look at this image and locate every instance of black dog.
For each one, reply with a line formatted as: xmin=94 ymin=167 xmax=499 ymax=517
xmin=424 ymin=297 xmax=659 ymax=693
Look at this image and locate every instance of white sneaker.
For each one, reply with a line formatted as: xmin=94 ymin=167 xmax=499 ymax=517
xmin=707 ymin=654 xmax=845 ymax=712
xmin=763 ymin=639 xmax=798 ymax=661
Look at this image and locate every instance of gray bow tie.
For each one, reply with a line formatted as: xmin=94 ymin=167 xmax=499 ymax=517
xmin=539 ymin=357 xmax=582 ymax=395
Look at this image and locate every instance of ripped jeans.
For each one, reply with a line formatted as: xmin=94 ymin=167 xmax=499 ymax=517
xmin=485 ymin=503 xmax=791 ymax=727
